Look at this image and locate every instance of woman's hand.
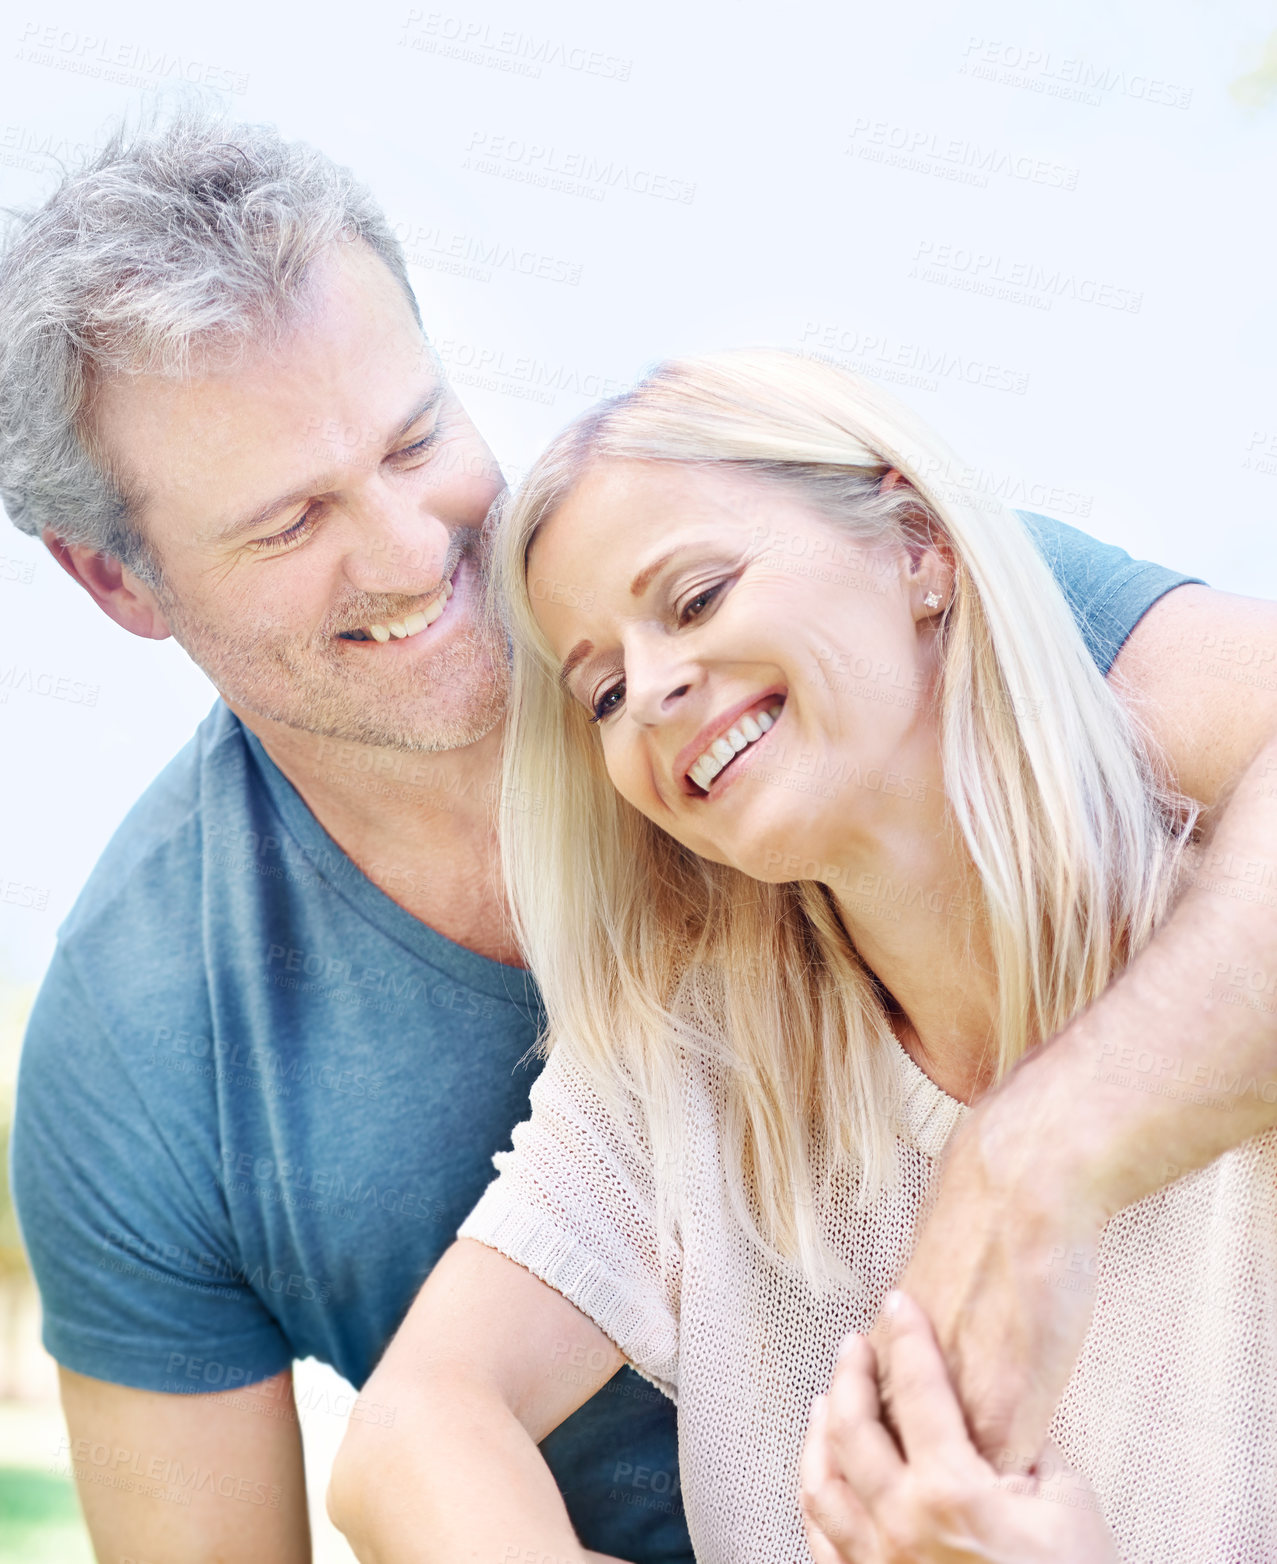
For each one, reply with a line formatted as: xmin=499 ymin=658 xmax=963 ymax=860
xmin=798 ymin=1290 xmax=1118 ymax=1563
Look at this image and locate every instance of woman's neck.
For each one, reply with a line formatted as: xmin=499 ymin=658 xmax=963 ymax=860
xmin=825 ymin=788 xmax=1004 ymax=1107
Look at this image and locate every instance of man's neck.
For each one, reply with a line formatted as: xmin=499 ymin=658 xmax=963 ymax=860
xmin=225 ymin=701 xmax=528 ymax=968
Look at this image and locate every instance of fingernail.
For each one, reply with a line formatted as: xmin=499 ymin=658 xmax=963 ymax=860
xmin=883 ymin=1289 xmax=904 ymax=1321
xmin=836 ymin=1330 xmax=861 ymax=1359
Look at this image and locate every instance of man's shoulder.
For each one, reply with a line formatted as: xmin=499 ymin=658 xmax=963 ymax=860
xmin=1014 ymin=509 xmax=1207 ymax=677
xmin=60 ymin=699 xmax=248 ymax=945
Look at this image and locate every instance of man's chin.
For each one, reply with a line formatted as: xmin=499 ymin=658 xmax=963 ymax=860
xmin=173 ymin=614 xmax=511 ymax=755
xmin=231 ymin=678 xmax=510 ymax=754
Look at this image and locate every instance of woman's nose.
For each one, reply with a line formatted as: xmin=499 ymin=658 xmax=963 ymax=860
xmin=623 ymin=644 xmax=698 ymax=726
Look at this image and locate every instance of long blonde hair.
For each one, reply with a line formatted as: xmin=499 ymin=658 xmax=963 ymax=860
xmin=484 ymin=349 xmax=1197 ymax=1288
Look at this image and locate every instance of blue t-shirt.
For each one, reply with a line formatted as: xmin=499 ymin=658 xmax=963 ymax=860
xmin=10 ymin=512 xmax=1203 ymax=1562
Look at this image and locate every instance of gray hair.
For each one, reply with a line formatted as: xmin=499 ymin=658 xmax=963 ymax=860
xmin=0 ymin=104 xmax=420 ymax=584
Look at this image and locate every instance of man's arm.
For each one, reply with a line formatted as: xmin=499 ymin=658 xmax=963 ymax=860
xmin=58 ymin=1365 xmax=311 ymax=1562
xmin=893 ymin=583 xmax=1277 ymax=1468
xmin=328 ymin=1237 xmax=628 ymax=1564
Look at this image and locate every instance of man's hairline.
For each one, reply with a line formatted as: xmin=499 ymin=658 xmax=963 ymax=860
xmin=60 ymin=238 xmax=436 ymax=576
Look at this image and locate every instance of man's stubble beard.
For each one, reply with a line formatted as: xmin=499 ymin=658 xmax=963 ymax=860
xmin=155 ymin=579 xmax=513 ymax=754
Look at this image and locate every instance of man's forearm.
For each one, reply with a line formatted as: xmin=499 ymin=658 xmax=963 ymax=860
xmin=1025 ymin=730 xmax=1277 ymax=1216
xmin=892 ymin=732 xmax=1277 ymax=1465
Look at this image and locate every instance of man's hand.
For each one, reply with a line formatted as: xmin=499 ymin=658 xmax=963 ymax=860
xmin=883 ymin=740 xmax=1277 ymax=1470
xmin=878 ymin=1060 xmax=1108 ymax=1472
xmin=801 ymin=1290 xmax=1117 ymax=1563
xmin=878 ymin=587 xmax=1277 ymax=1470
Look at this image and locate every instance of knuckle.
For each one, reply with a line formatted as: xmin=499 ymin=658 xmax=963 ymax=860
xmin=799 ymin=1482 xmax=854 ymax=1545
xmin=882 ymin=1360 xmax=930 ymax=1405
xmin=917 ymin=1473 xmax=971 ymax=1523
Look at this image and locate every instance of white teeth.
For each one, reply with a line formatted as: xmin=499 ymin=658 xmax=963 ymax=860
xmin=354 ymin=594 xmax=449 ymax=644
xmin=687 ymin=700 xmax=785 ymax=792
xmin=444 ymin=579 xmax=454 ymax=598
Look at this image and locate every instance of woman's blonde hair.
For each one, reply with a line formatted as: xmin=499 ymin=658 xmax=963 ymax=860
xmin=484 ymin=348 xmax=1198 ymax=1288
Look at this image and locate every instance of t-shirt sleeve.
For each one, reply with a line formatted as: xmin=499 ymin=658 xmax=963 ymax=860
xmin=1016 ymin=510 xmax=1208 ymax=677
xmin=458 ymin=1043 xmax=681 ymax=1401
xmin=10 ymin=947 xmax=292 ymax=1393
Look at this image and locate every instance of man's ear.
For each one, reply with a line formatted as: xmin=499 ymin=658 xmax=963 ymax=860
xmin=43 ymin=530 xmax=172 ymax=641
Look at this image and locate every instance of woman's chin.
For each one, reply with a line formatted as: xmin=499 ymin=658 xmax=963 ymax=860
xmin=697 ymin=812 xmax=832 ymax=886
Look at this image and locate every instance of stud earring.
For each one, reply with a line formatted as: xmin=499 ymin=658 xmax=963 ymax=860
xmin=923 ymin=591 xmax=942 ymax=609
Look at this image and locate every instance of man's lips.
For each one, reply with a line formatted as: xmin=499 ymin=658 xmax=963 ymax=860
xmin=334 ymin=559 xmax=462 ymax=644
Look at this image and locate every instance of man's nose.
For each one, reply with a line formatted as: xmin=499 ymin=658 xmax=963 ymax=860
xmin=340 ymin=482 xmax=452 ymax=597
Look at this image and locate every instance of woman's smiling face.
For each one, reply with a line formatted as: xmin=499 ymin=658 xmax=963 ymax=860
xmin=526 ymin=458 xmax=953 ymax=881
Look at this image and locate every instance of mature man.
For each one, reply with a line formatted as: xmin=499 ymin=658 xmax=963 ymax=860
xmin=3 ymin=110 xmax=1275 ymax=1563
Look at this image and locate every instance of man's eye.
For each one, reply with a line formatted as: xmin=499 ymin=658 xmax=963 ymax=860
xmin=250 ymin=509 xmax=319 ymax=553
xmin=396 ymin=428 xmax=440 ymax=461
xmin=588 ymin=681 xmax=625 ymax=725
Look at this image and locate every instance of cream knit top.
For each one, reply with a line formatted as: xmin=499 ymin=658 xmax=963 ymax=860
xmin=459 ymin=1031 xmax=1277 ymax=1563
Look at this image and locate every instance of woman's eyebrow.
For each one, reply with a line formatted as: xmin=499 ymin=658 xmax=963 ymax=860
xmin=556 ymin=540 xmax=739 ymax=691
xmin=558 ymin=640 xmax=594 ymax=692
xmin=629 ymin=547 xmax=685 ymax=598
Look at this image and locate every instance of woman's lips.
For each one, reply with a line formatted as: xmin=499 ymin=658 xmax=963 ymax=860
xmin=684 ymin=695 xmax=786 ymax=797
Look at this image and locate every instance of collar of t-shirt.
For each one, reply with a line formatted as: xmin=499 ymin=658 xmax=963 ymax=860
xmin=234 ymin=709 xmax=544 ymax=1017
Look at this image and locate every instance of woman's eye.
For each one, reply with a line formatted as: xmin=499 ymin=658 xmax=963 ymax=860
xmin=251 ymin=509 xmax=320 ymax=553
xmin=679 ymin=581 xmax=725 ymax=624
xmin=588 ymin=681 xmax=625 ymax=725
xmin=584 ymin=581 xmax=730 ymax=725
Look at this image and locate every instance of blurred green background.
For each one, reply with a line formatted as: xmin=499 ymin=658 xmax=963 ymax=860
xmin=0 ymin=981 xmax=93 ymax=1563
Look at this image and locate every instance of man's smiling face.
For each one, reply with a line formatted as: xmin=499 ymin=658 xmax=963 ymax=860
xmin=84 ymin=238 xmax=510 ymax=752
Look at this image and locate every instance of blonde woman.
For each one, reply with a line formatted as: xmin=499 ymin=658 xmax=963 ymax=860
xmin=331 ymin=352 xmax=1277 ymax=1563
